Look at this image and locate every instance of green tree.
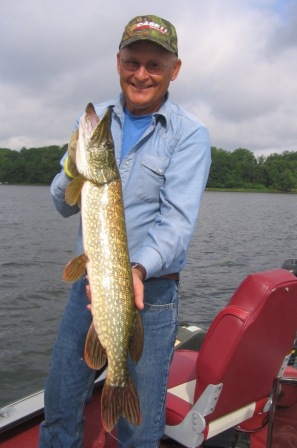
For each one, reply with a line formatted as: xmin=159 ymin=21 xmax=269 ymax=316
xmin=230 ymin=148 xmax=258 ymax=188
xmin=207 ymin=147 xmax=234 ymax=188
xmin=264 ymin=152 xmax=297 ymax=191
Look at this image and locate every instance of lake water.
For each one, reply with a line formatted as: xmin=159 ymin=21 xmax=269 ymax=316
xmin=0 ymin=185 xmax=296 ymax=407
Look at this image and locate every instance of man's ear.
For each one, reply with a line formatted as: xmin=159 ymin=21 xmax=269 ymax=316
xmin=171 ymin=59 xmax=182 ymax=81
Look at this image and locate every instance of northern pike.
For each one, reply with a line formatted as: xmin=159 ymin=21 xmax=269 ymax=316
xmin=62 ymin=104 xmax=143 ymax=432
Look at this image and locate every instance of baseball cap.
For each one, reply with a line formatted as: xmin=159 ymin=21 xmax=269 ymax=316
xmin=119 ymin=15 xmax=178 ymax=56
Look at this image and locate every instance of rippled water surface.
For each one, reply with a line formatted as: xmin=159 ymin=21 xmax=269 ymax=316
xmin=0 ymin=186 xmax=296 ymax=406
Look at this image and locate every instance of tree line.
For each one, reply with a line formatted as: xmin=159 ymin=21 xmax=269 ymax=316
xmin=0 ymin=145 xmax=297 ymax=192
xmin=0 ymin=145 xmax=67 ymax=185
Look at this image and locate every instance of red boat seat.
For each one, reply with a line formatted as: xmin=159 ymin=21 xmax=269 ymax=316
xmin=164 ymin=269 xmax=297 ymax=448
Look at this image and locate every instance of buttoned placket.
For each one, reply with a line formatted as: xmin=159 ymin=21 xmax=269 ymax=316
xmin=119 ymin=118 xmax=157 ymax=189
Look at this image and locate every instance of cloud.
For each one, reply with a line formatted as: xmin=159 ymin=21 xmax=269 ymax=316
xmin=0 ymin=0 xmax=296 ymax=156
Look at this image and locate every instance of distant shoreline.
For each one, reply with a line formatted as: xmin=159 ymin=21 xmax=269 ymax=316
xmin=1 ymin=183 xmax=296 ymax=194
xmin=206 ymin=188 xmax=297 ymax=194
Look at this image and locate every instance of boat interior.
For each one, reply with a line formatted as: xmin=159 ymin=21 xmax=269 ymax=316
xmin=1 ymin=268 xmax=297 ymax=448
xmin=164 ymin=269 xmax=297 ymax=448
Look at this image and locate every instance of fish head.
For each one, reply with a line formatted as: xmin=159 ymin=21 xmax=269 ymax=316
xmin=77 ymin=105 xmax=118 ymax=185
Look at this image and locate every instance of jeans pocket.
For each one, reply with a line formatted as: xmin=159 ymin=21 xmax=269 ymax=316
xmin=143 ymin=301 xmax=176 ymax=311
xmin=143 ymin=279 xmax=179 ymax=316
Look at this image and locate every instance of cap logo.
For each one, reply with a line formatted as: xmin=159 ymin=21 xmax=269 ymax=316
xmin=135 ymin=21 xmax=168 ymax=35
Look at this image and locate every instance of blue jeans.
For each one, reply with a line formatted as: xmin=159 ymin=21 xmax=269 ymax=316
xmin=39 ymin=276 xmax=179 ymax=448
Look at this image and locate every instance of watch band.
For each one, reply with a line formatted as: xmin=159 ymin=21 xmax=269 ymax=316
xmin=131 ymin=263 xmax=147 ymax=281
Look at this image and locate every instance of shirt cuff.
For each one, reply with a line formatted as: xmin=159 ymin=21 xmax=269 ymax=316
xmin=131 ymin=246 xmax=163 ymax=280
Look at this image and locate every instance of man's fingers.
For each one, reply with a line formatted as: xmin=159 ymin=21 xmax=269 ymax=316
xmin=132 ymin=269 xmax=144 ymax=310
xmin=86 ymin=271 xmax=145 ymax=310
xmin=86 ymin=281 xmax=91 ymax=302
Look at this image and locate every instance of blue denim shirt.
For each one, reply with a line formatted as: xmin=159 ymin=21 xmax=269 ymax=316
xmin=51 ymin=93 xmax=211 ymax=279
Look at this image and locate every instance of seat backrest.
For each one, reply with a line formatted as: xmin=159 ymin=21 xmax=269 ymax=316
xmin=195 ymin=269 xmax=297 ymax=422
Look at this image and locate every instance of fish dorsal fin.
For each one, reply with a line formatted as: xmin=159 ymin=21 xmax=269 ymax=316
xmin=129 ymin=311 xmax=144 ymax=363
xmin=85 ymin=102 xmax=100 ymax=130
xmin=84 ymin=323 xmax=107 ymax=370
xmin=65 ymin=175 xmax=85 ymax=206
xmin=62 ymin=253 xmax=88 ymax=282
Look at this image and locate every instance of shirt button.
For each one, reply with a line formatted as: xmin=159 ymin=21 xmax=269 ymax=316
xmin=158 ymin=168 xmax=163 ymax=174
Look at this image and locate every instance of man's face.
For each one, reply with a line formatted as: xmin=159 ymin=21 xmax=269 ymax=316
xmin=117 ymin=41 xmax=181 ymax=116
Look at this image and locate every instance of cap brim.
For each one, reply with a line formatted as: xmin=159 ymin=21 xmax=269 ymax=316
xmin=120 ymin=36 xmax=176 ymax=54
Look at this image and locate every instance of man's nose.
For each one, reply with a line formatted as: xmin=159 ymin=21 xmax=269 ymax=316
xmin=134 ymin=64 xmax=150 ymax=78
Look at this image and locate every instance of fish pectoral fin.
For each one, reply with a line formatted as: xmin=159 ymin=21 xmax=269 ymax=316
xmin=101 ymin=381 xmax=141 ymax=432
xmin=62 ymin=253 xmax=88 ymax=282
xmin=65 ymin=175 xmax=84 ymax=206
xmin=129 ymin=311 xmax=144 ymax=363
xmin=84 ymin=323 xmax=107 ymax=370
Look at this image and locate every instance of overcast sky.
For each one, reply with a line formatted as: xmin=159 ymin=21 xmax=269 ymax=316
xmin=1 ymin=0 xmax=296 ymax=157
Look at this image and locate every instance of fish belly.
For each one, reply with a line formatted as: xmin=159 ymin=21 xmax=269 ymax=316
xmin=82 ymin=179 xmax=135 ymax=385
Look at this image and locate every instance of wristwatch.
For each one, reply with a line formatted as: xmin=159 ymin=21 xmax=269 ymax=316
xmin=131 ymin=263 xmax=147 ymax=281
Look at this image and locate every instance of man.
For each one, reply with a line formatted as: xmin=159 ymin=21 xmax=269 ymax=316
xmin=39 ymin=14 xmax=211 ymax=448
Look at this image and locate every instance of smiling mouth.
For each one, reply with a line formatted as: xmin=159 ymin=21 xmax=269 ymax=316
xmin=131 ymin=83 xmax=151 ymax=90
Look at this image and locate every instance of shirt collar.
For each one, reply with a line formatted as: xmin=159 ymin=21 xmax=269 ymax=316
xmin=113 ymin=92 xmax=171 ymax=131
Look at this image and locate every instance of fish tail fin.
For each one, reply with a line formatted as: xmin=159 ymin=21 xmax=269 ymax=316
xmin=129 ymin=311 xmax=144 ymax=363
xmin=62 ymin=253 xmax=88 ymax=282
xmin=101 ymin=380 xmax=141 ymax=432
xmin=84 ymin=323 xmax=107 ymax=370
xmin=65 ymin=174 xmax=84 ymax=206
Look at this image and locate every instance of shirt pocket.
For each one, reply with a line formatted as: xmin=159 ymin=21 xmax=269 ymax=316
xmin=136 ymin=154 xmax=169 ymax=202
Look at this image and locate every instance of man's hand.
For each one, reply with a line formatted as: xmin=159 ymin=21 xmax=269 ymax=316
xmin=132 ymin=268 xmax=144 ymax=310
xmin=86 ymin=280 xmax=92 ymax=311
xmin=64 ymin=128 xmax=80 ymax=179
xmin=85 ymin=269 xmax=144 ymax=310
